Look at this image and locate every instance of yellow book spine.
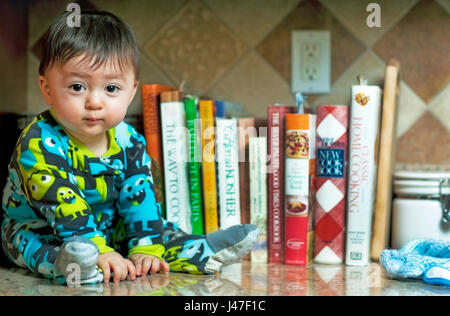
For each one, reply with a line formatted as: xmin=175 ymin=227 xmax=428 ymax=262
xmin=200 ymin=100 xmax=219 ymax=233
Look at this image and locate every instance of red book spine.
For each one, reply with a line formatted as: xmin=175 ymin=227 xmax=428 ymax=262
xmin=314 ymin=105 xmax=349 ymax=264
xmin=267 ymin=105 xmax=296 ymax=263
xmin=141 ymin=84 xmax=175 ymax=219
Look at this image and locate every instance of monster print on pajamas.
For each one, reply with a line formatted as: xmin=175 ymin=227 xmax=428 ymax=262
xmin=1 ymin=110 xmax=165 ymax=280
xmin=1 ymin=110 xmax=258 ymax=283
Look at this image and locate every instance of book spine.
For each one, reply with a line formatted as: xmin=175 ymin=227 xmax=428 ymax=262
xmin=345 ymin=85 xmax=382 ymax=266
xmin=284 ymin=113 xmax=316 ymax=265
xmin=216 ymin=118 xmax=241 ymax=229
xmin=141 ymin=84 xmax=175 ymax=218
xmin=267 ymin=105 xmax=296 ymax=263
xmin=160 ymin=92 xmax=192 ymax=234
xmin=238 ymin=118 xmax=256 ymax=227
xmin=250 ymin=136 xmax=268 ymax=263
xmin=314 ymin=105 xmax=349 ymax=264
xmin=214 ymin=100 xmax=225 ymax=118
xmin=199 ymin=100 xmax=219 ymax=233
xmin=185 ymin=97 xmax=204 ymax=235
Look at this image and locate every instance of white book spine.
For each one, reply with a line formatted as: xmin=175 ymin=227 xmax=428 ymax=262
xmin=250 ymin=136 xmax=268 ymax=263
xmin=345 ymin=85 xmax=382 ymax=265
xmin=216 ymin=118 xmax=241 ymax=229
xmin=160 ymin=101 xmax=192 ymax=234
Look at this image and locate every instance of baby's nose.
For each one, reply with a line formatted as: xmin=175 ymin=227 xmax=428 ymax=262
xmin=85 ymin=92 xmax=103 ymax=110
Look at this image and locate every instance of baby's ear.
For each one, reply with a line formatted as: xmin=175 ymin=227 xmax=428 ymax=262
xmin=129 ymin=80 xmax=139 ymax=104
xmin=39 ymin=75 xmax=52 ymax=106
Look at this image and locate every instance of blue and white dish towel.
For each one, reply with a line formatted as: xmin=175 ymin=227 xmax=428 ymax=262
xmin=380 ymin=239 xmax=450 ymax=287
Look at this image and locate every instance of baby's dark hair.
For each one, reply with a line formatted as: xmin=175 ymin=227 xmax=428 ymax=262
xmin=39 ymin=10 xmax=139 ymax=77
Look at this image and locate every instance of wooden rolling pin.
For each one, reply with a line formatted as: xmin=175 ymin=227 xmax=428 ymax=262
xmin=371 ymin=59 xmax=400 ymax=260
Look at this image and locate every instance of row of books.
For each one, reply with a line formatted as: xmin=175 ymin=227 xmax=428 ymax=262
xmin=265 ymin=82 xmax=388 ymax=266
xmin=141 ymin=84 xmax=254 ymax=237
xmin=141 ymin=72 xmax=394 ymax=266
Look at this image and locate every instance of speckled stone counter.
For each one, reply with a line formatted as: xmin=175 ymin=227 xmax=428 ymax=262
xmin=0 ymin=261 xmax=448 ymax=296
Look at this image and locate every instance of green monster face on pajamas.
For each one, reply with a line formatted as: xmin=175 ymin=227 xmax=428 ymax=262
xmin=57 ymin=188 xmax=77 ymax=204
xmin=55 ymin=187 xmax=89 ymax=220
xmin=28 ymin=172 xmax=55 ymax=201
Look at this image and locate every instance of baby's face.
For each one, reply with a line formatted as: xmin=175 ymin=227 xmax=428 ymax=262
xmin=39 ymin=54 xmax=138 ymax=143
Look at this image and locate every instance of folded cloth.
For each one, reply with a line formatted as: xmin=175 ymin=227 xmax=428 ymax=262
xmin=380 ymin=239 xmax=450 ymax=286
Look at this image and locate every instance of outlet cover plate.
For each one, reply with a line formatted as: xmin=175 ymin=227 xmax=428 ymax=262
xmin=291 ymin=30 xmax=331 ymax=94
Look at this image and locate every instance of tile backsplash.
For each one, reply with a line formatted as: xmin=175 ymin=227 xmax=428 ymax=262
xmin=1 ymin=0 xmax=449 ymax=167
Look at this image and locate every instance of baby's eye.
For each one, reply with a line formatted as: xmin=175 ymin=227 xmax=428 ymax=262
xmin=69 ymin=83 xmax=85 ymax=92
xmin=105 ymin=85 xmax=120 ymax=94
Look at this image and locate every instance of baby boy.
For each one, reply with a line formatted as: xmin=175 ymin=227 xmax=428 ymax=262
xmin=1 ymin=10 xmax=257 ymax=285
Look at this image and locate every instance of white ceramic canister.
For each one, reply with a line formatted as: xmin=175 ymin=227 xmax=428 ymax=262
xmin=391 ymin=170 xmax=450 ymax=249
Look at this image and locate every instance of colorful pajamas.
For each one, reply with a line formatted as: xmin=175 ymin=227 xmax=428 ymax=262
xmin=1 ymin=110 xmax=176 ymax=279
xmin=1 ymin=110 xmax=258 ymax=282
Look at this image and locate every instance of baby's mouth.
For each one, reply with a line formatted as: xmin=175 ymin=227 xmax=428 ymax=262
xmin=84 ymin=117 xmax=103 ymax=124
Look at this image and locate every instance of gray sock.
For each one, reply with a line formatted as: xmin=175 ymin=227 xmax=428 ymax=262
xmin=55 ymin=236 xmax=103 ymax=286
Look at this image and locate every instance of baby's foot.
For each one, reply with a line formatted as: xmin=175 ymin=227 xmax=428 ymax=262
xmin=163 ymin=224 xmax=259 ymax=275
xmin=55 ymin=236 xmax=103 ymax=285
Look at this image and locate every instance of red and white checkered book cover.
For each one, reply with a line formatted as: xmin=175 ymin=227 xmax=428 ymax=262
xmin=314 ymin=105 xmax=349 ymax=264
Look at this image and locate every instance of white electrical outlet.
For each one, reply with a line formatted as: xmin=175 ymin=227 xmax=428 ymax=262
xmin=301 ymin=42 xmax=320 ymax=81
xmin=292 ymin=31 xmax=330 ymax=94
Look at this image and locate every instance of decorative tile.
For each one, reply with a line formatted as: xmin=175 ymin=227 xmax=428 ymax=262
xmin=29 ymin=0 xmax=97 ymax=59
xmin=429 ymin=83 xmax=450 ymax=132
xmin=396 ymin=112 xmax=450 ymax=165
xmin=90 ymin=0 xmax=187 ymax=46
xmin=395 ymin=81 xmax=428 ymax=138
xmin=28 ymin=0 xmax=75 ymax=49
xmin=128 ymin=53 xmax=177 ymax=115
xmin=320 ymin=0 xmax=419 ymax=47
xmin=204 ymin=0 xmax=302 ymax=47
xmin=436 ymin=0 xmax=450 ymax=14
xmin=311 ymin=50 xmax=386 ymax=110
xmin=374 ymin=0 xmax=450 ymax=103
xmin=206 ymin=51 xmax=295 ymax=119
xmin=143 ymin=0 xmax=247 ymax=95
xmin=256 ymin=0 xmax=366 ymax=85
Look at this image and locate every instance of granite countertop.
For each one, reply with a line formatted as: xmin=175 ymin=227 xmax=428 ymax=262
xmin=0 ymin=260 xmax=448 ymax=296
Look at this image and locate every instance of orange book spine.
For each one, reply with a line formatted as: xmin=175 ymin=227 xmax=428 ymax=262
xmin=141 ymin=84 xmax=175 ymax=218
xmin=199 ymin=100 xmax=219 ymax=233
xmin=284 ymin=113 xmax=316 ymax=265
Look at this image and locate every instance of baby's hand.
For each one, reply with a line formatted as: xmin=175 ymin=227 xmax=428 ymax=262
xmin=97 ymin=251 xmax=136 ymax=283
xmin=129 ymin=253 xmax=170 ymax=276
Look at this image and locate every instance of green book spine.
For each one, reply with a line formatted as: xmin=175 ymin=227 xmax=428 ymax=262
xmin=185 ymin=98 xmax=204 ymax=235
